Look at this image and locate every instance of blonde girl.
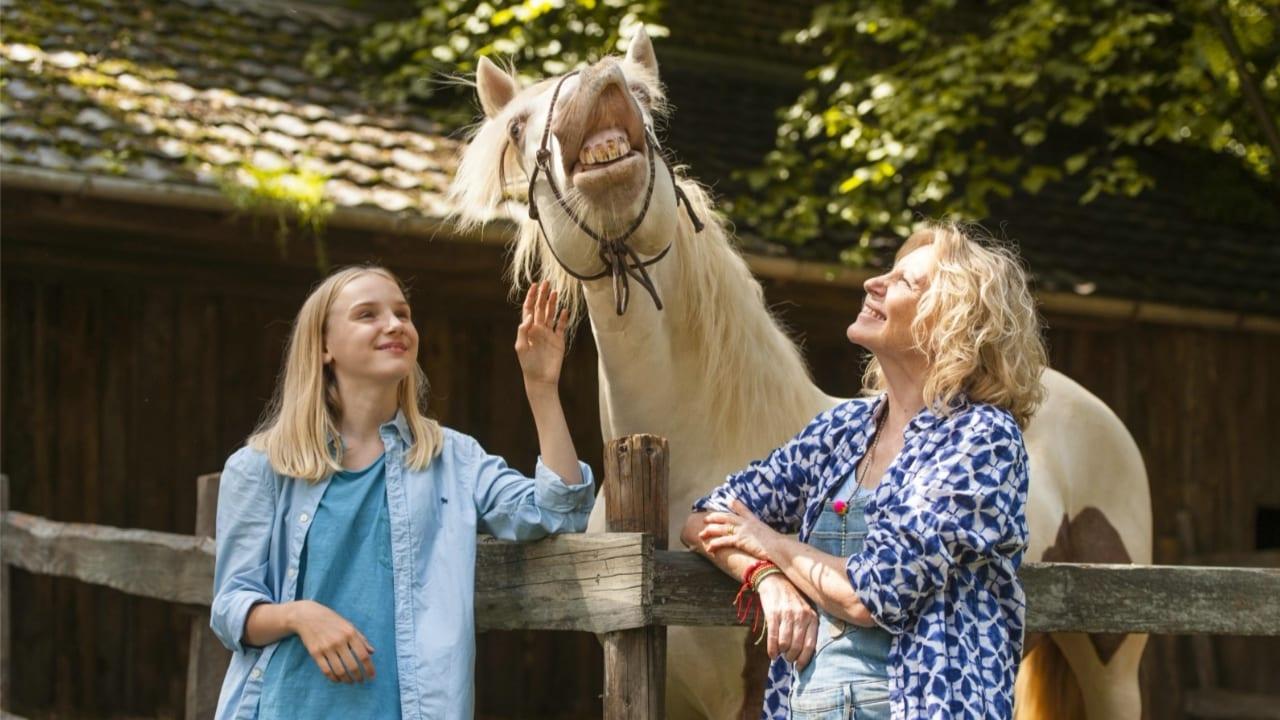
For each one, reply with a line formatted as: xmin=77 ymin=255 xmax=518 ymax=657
xmin=210 ymin=267 xmax=593 ymax=720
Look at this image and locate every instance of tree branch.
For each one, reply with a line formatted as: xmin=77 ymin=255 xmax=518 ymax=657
xmin=1205 ymin=2 xmax=1280 ymax=183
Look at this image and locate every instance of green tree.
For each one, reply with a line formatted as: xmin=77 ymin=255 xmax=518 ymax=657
xmin=732 ymin=0 xmax=1280 ymax=264
xmin=307 ymin=0 xmax=665 ymax=125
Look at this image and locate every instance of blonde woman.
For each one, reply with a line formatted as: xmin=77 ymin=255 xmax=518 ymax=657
xmin=683 ymin=223 xmax=1046 ymax=719
xmin=210 ymin=267 xmax=593 ymax=720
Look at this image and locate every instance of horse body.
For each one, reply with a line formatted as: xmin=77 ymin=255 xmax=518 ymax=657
xmin=452 ymin=29 xmax=1151 ymax=719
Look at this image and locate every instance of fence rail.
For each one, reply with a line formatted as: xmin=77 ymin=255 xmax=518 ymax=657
xmin=6 ymin=511 xmax=1280 ymax=636
xmin=4 ymin=438 xmax=1280 ymax=719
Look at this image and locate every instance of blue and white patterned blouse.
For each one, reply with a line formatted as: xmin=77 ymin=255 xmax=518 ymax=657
xmin=693 ymin=395 xmax=1029 ymax=719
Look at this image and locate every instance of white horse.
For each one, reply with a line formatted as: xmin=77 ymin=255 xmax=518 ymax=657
xmin=450 ymin=29 xmax=1153 ymax=720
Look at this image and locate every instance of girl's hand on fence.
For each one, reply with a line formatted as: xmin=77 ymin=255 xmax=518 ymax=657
xmin=756 ymin=573 xmax=819 ymax=669
xmin=288 ymin=600 xmax=376 ymax=684
xmin=699 ymin=500 xmax=778 ymax=560
xmin=515 ymin=282 xmax=569 ymax=389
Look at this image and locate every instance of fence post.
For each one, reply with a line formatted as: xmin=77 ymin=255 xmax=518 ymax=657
xmin=186 ymin=473 xmax=229 ymax=720
xmin=1 ymin=473 xmax=10 ymax=711
xmin=602 ymin=435 xmax=668 ymax=720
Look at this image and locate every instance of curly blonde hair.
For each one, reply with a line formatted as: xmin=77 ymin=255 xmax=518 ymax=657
xmin=863 ymin=222 xmax=1048 ymax=427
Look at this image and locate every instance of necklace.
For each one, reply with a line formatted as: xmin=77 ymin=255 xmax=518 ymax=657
xmin=833 ymin=401 xmax=887 ymax=517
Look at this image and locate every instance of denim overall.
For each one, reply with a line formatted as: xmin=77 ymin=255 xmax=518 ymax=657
xmin=789 ymin=479 xmax=892 ymax=720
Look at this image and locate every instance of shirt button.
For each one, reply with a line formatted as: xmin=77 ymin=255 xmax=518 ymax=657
xmin=288 ymin=566 xmax=298 ymax=577
xmin=250 ymin=668 xmax=262 ymax=680
xmin=299 ymin=512 xmax=310 ymax=524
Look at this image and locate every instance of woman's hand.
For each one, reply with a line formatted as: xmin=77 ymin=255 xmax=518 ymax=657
xmin=756 ymin=573 xmax=820 ymax=669
xmin=698 ymin=499 xmax=781 ymax=560
xmin=515 ymin=282 xmax=570 ymax=388
xmin=288 ymin=600 xmax=376 ymax=683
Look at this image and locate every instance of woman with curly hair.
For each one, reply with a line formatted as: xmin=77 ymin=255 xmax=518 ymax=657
xmin=683 ymin=222 xmax=1047 ymax=719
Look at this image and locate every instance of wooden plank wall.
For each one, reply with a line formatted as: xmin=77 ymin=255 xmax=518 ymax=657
xmin=2 ymin=188 xmax=1277 ymax=718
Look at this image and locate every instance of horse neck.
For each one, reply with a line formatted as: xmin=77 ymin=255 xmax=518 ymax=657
xmin=582 ymin=217 xmax=834 ymax=471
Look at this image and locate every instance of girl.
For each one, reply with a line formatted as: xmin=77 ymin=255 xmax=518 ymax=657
xmin=210 ymin=267 xmax=593 ymax=720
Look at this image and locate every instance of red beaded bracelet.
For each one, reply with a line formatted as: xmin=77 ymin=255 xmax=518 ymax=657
xmin=734 ymin=559 xmax=777 ymax=638
xmin=742 ymin=559 xmax=776 ymax=588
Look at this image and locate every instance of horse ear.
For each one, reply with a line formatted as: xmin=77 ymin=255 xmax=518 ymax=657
xmin=476 ymin=56 xmax=517 ymax=118
xmin=625 ymin=26 xmax=658 ymax=78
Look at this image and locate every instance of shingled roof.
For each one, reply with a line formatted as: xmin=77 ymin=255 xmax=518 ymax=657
xmin=0 ymin=0 xmax=460 ymax=218
xmin=3 ymin=0 xmax=1277 ymax=318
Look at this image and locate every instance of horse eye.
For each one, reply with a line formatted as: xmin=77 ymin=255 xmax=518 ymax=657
xmin=508 ymin=117 xmax=525 ymax=140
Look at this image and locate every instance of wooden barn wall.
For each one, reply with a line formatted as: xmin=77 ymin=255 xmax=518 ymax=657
xmin=3 ymin=190 xmax=1277 ymax=718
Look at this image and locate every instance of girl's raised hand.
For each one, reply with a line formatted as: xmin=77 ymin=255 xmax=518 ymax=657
xmin=515 ymin=281 xmax=570 ymax=388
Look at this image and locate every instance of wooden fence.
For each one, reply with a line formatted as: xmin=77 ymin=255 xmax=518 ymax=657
xmin=3 ymin=436 xmax=1280 ymax=719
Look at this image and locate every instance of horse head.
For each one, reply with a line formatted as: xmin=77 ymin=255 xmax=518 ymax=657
xmin=453 ymin=29 xmax=699 ymax=316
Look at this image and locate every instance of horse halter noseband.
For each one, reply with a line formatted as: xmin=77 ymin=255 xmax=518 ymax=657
xmin=524 ymin=69 xmax=705 ymax=315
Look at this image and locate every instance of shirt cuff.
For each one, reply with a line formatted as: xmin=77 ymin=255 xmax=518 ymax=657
xmin=211 ymin=589 xmax=273 ymax=654
xmin=533 ymin=457 xmax=596 ymax=513
xmin=691 ymin=486 xmax=735 ymax=513
xmin=845 ymin=552 xmax=906 ymax=635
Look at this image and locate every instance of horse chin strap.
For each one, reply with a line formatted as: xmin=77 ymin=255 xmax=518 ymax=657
xmin=525 ymin=70 xmax=705 ymax=316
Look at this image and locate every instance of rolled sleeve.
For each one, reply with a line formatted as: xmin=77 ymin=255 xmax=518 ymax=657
xmin=209 ymin=449 xmax=278 ymax=654
xmin=468 ymin=433 xmax=596 ymax=541
xmin=691 ymin=402 xmax=846 ymax=533
xmin=211 ymin=586 xmax=273 ymax=654
xmin=532 ymin=456 xmax=596 ymax=513
xmin=846 ymin=530 xmax=948 ymax=634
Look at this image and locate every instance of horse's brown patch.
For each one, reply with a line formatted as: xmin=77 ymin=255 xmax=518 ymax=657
xmin=738 ymin=631 xmax=771 ymax=719
xmin=1041 ymin=507 xmax=1133 ymax=664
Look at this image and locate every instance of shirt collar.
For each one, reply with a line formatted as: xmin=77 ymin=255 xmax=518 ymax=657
xmin=906 ymin=393 xmax=971 ymax=439
xmin=869 ymin=392 xmax=970 ymax=441
xmin=381 ymin=409 xmax=414 ymax=445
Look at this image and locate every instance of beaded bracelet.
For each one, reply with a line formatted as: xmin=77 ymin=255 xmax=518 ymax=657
xmin=750 ymin=566 xmax=783 ymax=591
xmin=741 ymin=559 xmax=775 ymax=588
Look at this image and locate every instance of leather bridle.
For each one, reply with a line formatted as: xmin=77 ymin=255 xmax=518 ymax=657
xmin=522 ymin=70 xmax=704 ymax=315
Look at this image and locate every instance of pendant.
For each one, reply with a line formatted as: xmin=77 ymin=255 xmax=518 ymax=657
xmin=832 ymin=499 xmax=849 ymax=516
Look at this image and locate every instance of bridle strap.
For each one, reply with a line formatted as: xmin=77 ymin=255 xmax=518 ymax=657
xmin=523 ymin=70 xmax=703 ymax=315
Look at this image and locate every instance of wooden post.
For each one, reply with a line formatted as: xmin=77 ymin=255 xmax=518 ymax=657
xmin=602 ymin=435 xmax=668 ymax=720
xmin=186 ymin=473 xmax=229 ymax=720
xmin=1 ymin=474 xmax=11 ymax=712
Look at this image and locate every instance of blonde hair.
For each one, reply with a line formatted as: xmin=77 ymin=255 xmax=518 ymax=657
xmin=249 ymin=265 xmax=444 ymax=481
xmin=863 ymin=221 xmax=1048 ymax=427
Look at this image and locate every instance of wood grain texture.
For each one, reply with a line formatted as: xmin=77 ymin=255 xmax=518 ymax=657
xmin=1 ymin=512 xmax=216 ymax=606
xmin=602 ymin=435 xmax=668 ymax=720
xmin=185 ymin=474 xmax=227 ymax=720
xmin=475 ymin=533 xmax=649 ymax=633
xmin=5 ymin=510 xmax=1279 ymax=637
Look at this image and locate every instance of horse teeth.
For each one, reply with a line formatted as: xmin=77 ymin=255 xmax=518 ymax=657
xmin=578 ymin=135 xmax=632 ymax=167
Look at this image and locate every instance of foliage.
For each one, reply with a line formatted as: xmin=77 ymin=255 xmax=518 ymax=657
xmin=219 ymin=163 xmax=335 ymax=267
xmin=306 ymin=0 xmax=666 ymax=126
xmin=730 ymin=0 xmax=1280 ymax=261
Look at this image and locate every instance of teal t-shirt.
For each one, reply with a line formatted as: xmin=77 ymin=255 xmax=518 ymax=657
xmin=258 ymin=453 xmax=401 ymax=719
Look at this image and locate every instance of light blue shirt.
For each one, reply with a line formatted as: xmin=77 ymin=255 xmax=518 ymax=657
xmin=210 ymin=413 xmax=596 ymax=720
xmin=258 ymin=453 xmax=401 ymax=718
